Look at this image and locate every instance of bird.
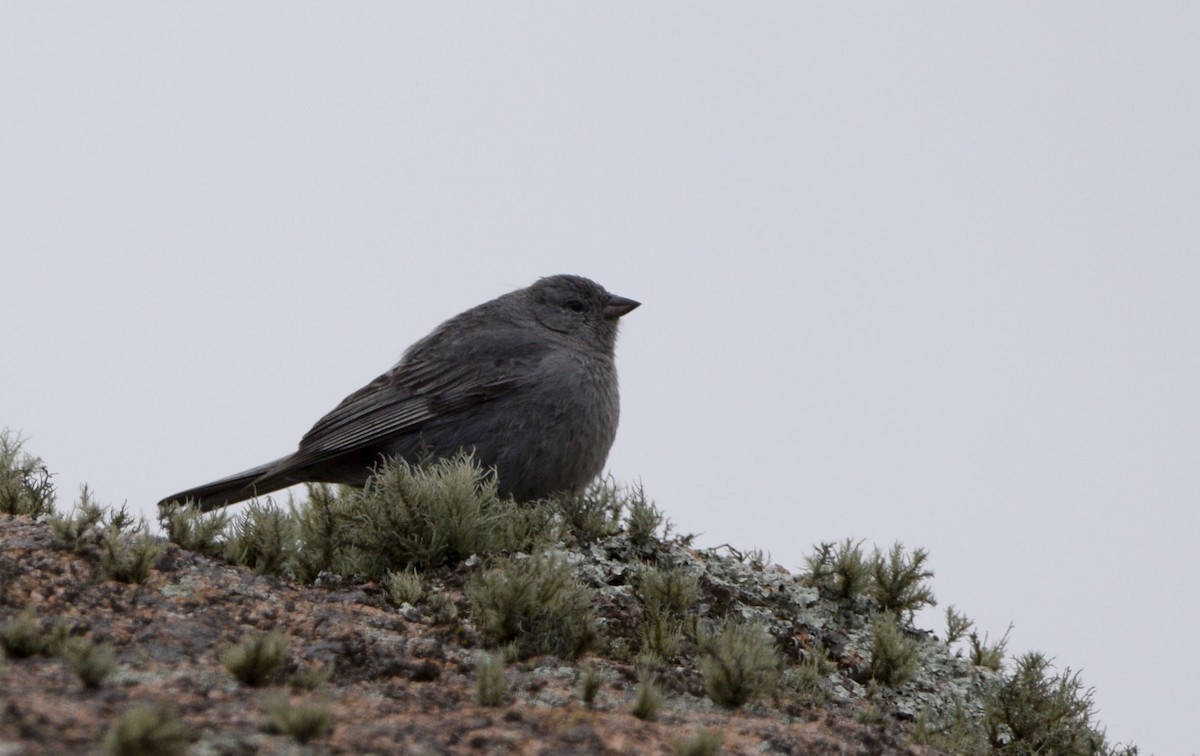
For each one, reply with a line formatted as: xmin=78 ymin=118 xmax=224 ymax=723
xmin=157 ymin=274 xmax=639 ymax=512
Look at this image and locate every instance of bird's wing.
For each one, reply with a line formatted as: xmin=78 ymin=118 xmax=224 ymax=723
xmin=287 ymin=331 xmax=547 ymax=465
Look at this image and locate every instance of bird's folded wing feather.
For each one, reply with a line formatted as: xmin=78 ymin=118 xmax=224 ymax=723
xmin=288 ymin=334 xmax=546 ymax=465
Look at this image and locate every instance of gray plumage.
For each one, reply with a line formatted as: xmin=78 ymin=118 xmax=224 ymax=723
xmin=158 ymin=274 xmax=639 ymax=511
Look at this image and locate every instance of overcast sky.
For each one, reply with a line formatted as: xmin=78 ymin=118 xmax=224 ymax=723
xmin=3 ymin=4 xmax=1197 ymax=753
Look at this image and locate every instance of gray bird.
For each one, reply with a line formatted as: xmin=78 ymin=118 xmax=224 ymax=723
xmin=158 ymin=274 xmax=639 ymax=511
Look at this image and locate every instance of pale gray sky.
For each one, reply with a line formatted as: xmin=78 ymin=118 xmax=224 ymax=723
xmin=3 ymin=4 xmax=1197 ymax=753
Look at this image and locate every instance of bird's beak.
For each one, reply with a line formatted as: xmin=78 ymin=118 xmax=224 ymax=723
xmin=603 ymin=293 xmax=640 ymax=319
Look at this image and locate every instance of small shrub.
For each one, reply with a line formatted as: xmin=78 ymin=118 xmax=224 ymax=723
xmin=555 ymin=477 xmax=623 ymax=542
xmin=0 ymin=607 xmax=45 ymax=658
xmin=98 ymin=524 xmax=163 ymax=584
xmin=0 ymin=430 xmax=56 ymax=517
xmin=699 ymin=618 xmax=782 ymax=708
xmin=64 ymin=638 xmax=117 ymax=689
xmin=289 ymin=662 xmax=333 ymax=690
xmin=426 ymin=591 xmax=459 ymax=625
xmin=945 ymin=605 xmax=974 ymax=645
xmin=44 ymin=620 xmax=73 ymax=657
xmin=637 ymin=565 xmax=701 ymax=621
xmin=290 ymin=483 xmax=347 ymax=581
xmin=639 ymin=614 xmax=685 ymax=664
xmin=788 ymin=644 xmax=832 ymax=705
xmin=625 ymin=484 xmax=667 ymax=549
xmin=580 ymin=662 xmax=603 ymax=706
xmin=911 ymin=698 xmax=989 ymax=755
xmin=870 ymin=542 xmax=936 ymax=619
xmin=48 ymin=487 xmax=106 ymax=546
xmin=806 ymin=538 xmax=871 ymax=600
xmin=969 ymin=624 xmax=1012 ymax=671
xmin=331 ymin=454 xmax=558 ymax=576
xmin=672 ymin=729 xmax=723 ymax=756
xmin=473 ymin=652 xmax=506 ymax=707
xmin=104 ymin=703 xmax=190 ymax=756
xmin=631 ymin=672 xmax=663 ymax=721
xmin=159 ymin=503 xmax=228 ymax=558
xmin=984 ymin=652 xmax=1110 ymax=754
xmin=263 ymin=695 xmax=332 ymax=744
xmin=869 ymin=613 xmax=919 ymax=687
xmin=467 ymin=552 xmax=596 ymax=660
xmin=856 ymin=701 xmax=887 ymax=726
xmin=385 ymin=568 xmax=424 ymax=605
xmin=225 ymin=499 xmax=297 ymax=576
xmin=221 ymin=630 xmax=289 ymax=686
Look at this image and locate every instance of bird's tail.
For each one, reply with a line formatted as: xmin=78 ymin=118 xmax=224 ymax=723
xmin=156 ymin=455 xmax=296 ymax=512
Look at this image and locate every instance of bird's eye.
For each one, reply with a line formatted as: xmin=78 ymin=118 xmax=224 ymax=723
xmin=565 ymin=298 xmax=585 ymax=313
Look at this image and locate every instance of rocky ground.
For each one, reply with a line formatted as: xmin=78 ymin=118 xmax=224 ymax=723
xmin=0 ymin=507 xmax=989 ymax=755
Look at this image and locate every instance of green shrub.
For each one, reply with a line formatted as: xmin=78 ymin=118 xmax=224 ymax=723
xmin=787 ymin=644 xmax=832 ymax=705
xmin=159 ymin=503 xmax=228 ymax=558
xmin=625 ymin=484 xmax=667 ymax=549
xmin=869 ymin=542 xmax=936 ymax=619
xmin=289 ymin=662 xmax=332 ymax=690
xmin=98 ymin=524 xmax=162 ymax=584
xmin=984 ymin=652 xmax=1108 ymax=754
xmin=0 ymin=607 xmax=45 ymax=658
xmin=221 ymin=630 xmax=289 ymax=687
xmin=467 ymin=552 xmax=596 ymax=660
xmin=579 ymin=662 xmax=603 ymax=706
xmin=870 ymin=613 xmax=919 ymax=687
xmin=385 ymin=567 xmax=424 ymax=605
xmin=290 ymin=483 xmax=346 ymax=581
xmin=328 ymin=455 xmax=545 ymax=575
xmin=699 ymin=618 xmax=782 ymax=708
xmin=104 ymin=703 xmax=190 ymax=756
xmin=631 ymin=672 xmax=663 ymax=721
xmin=473 ymin=652 xmax=506 ymax=707
xmin=63 ymin=638 xmax=117 ymax=689
xmin=0 ymin=430 xmax=56 ymax=517
xmin=970 ymin=624 xmax=1012 ymax=671
xmin=945 ymin=605 xmax=974 ymax=645
xmin=672 ymin=729 xmax=723 ymax=756
xmin=639 ymin=614 xmax=685 ymax=664
xmin=806 ymin=538 xmax=871 ymax=600
xmin=263 ymin=695 xmax=332 ymax=744
xmin=48 ymin=487 xmax=105 ymax=546
xmin=554 ymin=477 xmax=624 ymax=542
xmin=637 ymin=565 xmax=701 ymax=621
xmin=225 ymin=499 xmax=297 ymax=576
